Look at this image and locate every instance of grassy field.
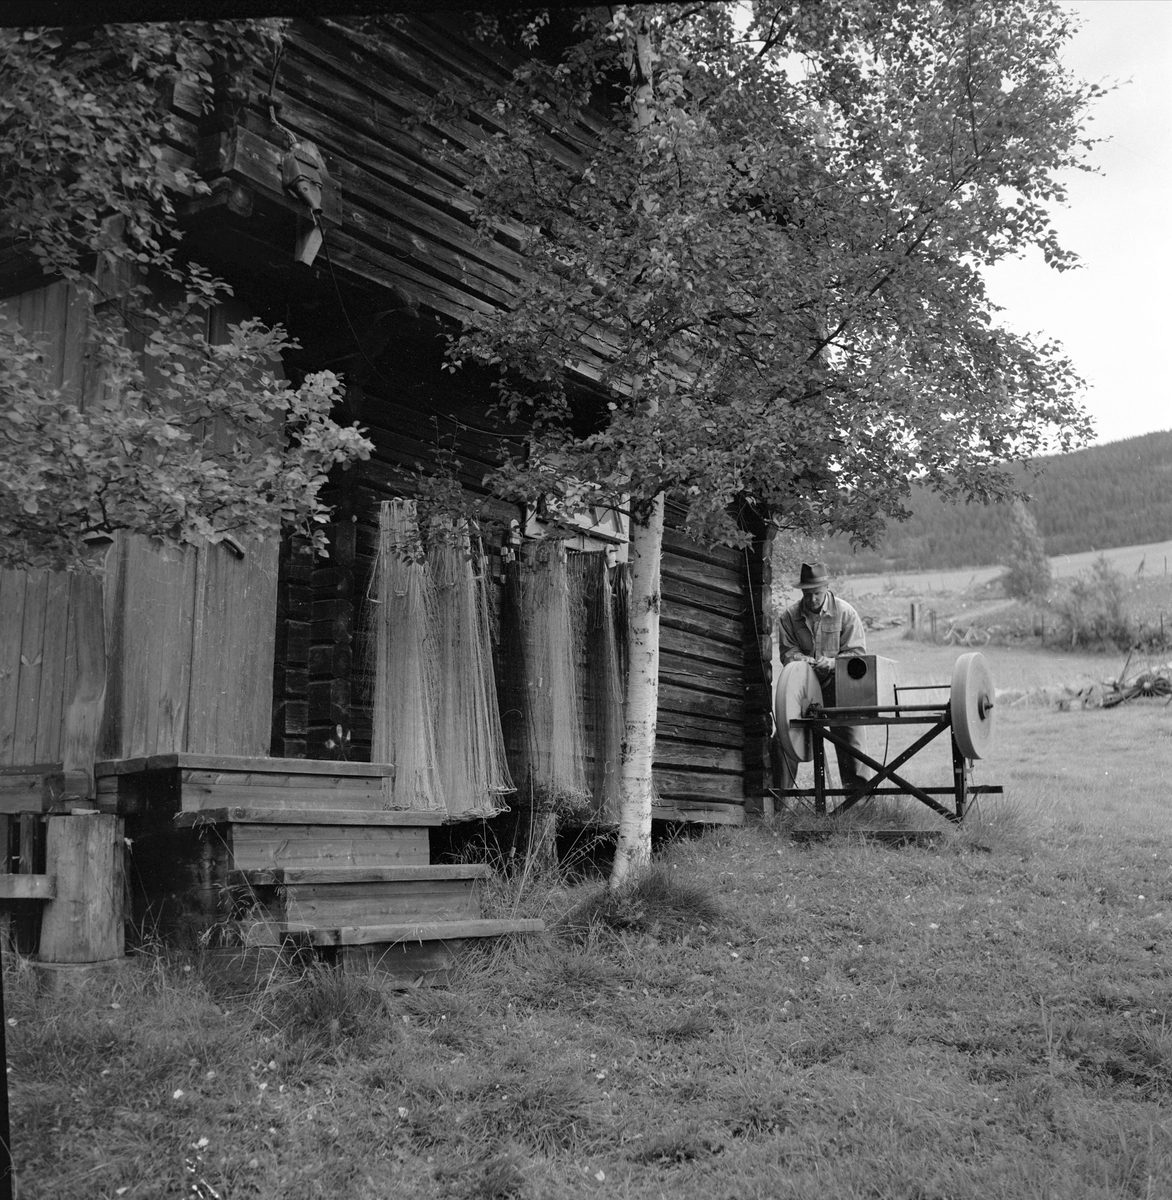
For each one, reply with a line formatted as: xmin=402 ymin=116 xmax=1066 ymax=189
xmin=835 ymin=538 xmax=1172 ymax=598
xmin=9 ymin=652 xmax=1172 ymax=1199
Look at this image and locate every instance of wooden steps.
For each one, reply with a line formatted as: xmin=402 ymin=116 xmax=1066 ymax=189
xmin=248 ymin=917 xmax=546 ymax=948
xmin=98 ymin=754 xmax=543 ymax=974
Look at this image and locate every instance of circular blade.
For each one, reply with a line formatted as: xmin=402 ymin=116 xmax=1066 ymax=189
xmin=775 ymin=661 xmax=823 ymax=763
xmin=951 ymin=651 xmax=996 ymax=760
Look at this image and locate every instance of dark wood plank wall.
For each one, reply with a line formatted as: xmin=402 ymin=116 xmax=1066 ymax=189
xmin=269 ymin=368 xmax=525 ymax=765
xmin=201 ymin=16 xmax=774 ymax=816
xmin=0 ymin=18 xmax=772 ymax=814
xmin=656 ymin=510 xmax=747 ymax=814
xmin=95 ymin=533 xmax=278 ymax=762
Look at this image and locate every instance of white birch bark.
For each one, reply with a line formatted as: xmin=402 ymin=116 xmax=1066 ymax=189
xmin=610 ymin=489 xmax=665 ymax=888
xmin=608 ymin=12 xmax=664 ymax=891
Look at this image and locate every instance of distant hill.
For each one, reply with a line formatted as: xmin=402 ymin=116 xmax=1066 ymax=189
xmin=826 ymin=430 xmax=1172 ymax=575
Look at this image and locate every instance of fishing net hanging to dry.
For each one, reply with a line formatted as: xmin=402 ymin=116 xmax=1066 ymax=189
xmin=370 ymin=499 xmax=446 ymax=811
xmin=568 ymin=551 xmax=625 ymax=824
xmin=429 ymin=524 xmax=513 ymax=818
xmin=516 ymin=542 xmax=591 ymax=815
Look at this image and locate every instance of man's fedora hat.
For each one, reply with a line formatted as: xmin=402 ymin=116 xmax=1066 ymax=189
xmin=797 ymin=561 xmax=830 ymax=590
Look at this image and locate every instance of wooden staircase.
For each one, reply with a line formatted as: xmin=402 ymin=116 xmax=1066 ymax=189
xmin=96 ymin=754 xmax=542 ymax=979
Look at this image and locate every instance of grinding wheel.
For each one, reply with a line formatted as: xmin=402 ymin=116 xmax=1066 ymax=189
xmin=775 ymin=661 xmax=824 ymax=763
xmin=951 ymin=651 xmax=996 ymax=760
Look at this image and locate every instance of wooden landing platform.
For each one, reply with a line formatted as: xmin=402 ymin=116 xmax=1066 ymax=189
xmin=96 ymin=753 xmax=402 ymax=817
xmin=100 ymin=753 xmax=544 ymax=972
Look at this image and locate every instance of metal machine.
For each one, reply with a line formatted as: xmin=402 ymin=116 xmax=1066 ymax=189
xmin=773 ymin=651 xmax=1002 ymax=822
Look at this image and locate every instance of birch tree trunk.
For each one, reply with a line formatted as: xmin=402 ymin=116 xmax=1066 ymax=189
xmin=610 ymin=490 xmax=665 ymax=888
xmin=608 ymin=11 xmax=664 ymax=892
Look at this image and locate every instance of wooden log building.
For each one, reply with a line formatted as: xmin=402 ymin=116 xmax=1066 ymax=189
xmin=0 ymin=15 xmax=774 ymax=972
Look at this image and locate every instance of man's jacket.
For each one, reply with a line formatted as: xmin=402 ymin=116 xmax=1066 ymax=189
xmin=778 ymin=592 xmax=867 ymax=675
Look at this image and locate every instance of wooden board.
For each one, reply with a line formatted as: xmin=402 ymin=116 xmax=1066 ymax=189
xmin=233 ymin=863 xmax=490 ymax=885
xmin=105 ymin=535 xmax=196 ymax=759
xmin=13 ymin=570 xmax=48 ymax=763
xmin=187 ymin=536 xmax=278 ymax=756
xmin=654 ymin=739 xmax=743 ymax=774
xmin=281 ymin=880 xmax=480 ymax=926
xmin=652 ymin=768 xmax=744 ymax=803
xmin=34 ymin=571 xmax=71 ymax=764
xmin=97 ymin=753 xmax=395 ymax=777
xmin=228 ymin=823 xmax=430 ymax=871
xmin=0 ymin=767 xmax=64 ymax=814
xmin=652 ymin=802 xmax=744 ymax=826
xmin=658 ymin=651 xmax=744 ymax=698
xmin=656 ymin=711 xmax=744 ymax=745
xmin=175 ymin=807 xmax=445 ymax=827
xmin=0 ymin=873 xmax=55 ymax=900
xmin=247 ymin=915 xmax=545 ymax=948
xmin=63 ymin=565 xmax=107 ymax=795
xmin=179 ymin=784 xmax=389 ymax=813
xmin=0 ymin=569 xmax=28 ymax=765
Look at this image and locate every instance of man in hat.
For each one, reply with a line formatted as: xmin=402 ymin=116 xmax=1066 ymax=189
xmin=776 ymin=561 xmax=871 ymax=790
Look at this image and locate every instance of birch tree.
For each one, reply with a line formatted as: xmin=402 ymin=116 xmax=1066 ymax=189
xmin=441 ymin=0 xmax=1097 ymax=886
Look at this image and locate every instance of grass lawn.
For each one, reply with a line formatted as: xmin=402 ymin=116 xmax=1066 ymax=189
xmin=9 ymin=680 xmax=1172 ymax=1198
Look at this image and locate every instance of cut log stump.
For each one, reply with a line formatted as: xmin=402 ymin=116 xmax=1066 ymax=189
xmin=37 ymin=812 xmax=125 ymax=965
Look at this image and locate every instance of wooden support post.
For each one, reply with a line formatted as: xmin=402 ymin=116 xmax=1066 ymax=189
xmin=741 ymin=509 xmax=774 ymax=816
xmin=910 ymin=602 xmax=922 ymax=633
xmin=37 ymin=813 xmax=125 ymax=980
xmin=11 ymin=814 xmax=44 ymax=953
xmin=0 ymin=816 xmax=9 ymax=950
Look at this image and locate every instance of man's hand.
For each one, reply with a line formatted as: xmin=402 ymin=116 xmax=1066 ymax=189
xmin=814 ymin=656 xmax=834 ymax=674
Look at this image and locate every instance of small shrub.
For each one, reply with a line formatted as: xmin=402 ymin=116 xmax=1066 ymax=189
xmin=1051 ymin=555 xmax=1133 ymax=649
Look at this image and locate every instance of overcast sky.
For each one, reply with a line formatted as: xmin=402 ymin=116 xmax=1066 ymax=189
xmin=982 ymin=0 xmax=1172 ymax=448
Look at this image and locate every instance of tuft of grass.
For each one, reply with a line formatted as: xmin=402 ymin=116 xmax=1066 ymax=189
xmin=435 ymin=1150 xmax=528 ymax=1200
xmin=258 ymin=962 xmax=391 ymax=1062
xmin=558 ymin=864 xmax=722 ymax=940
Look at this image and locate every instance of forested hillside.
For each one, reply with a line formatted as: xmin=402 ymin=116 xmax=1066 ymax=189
xmin=826 ymin=430 xmax=1172 ymax=574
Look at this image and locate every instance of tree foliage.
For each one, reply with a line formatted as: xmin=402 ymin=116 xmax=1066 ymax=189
xmin=825 ymin=430 xmax=1172 ymax=574
xmin=1001 ymin=498 xmax=1051 ymax=601
xmin=443 ymin=0 xmax=1097 ymax=548
xmin=0 ymin=24 xmax=372 ymax=571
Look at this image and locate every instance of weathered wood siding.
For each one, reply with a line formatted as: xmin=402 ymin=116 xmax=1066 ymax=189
xmin=0 ymin=280 xmax=280 ymax=772
xmin=0 ymin=569 xmax=81 ymax=767
xmin=654 ymin=512 xmax=748 ymax=817
xmin=99 ymin=533 xmax=278 ymax=761
xmin=1 ymin=535 xmax=277 ymax=773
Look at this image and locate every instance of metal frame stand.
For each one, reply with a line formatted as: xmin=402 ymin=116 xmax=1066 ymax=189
xmin=781 ymin=697 xmax=1002 ymax=823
